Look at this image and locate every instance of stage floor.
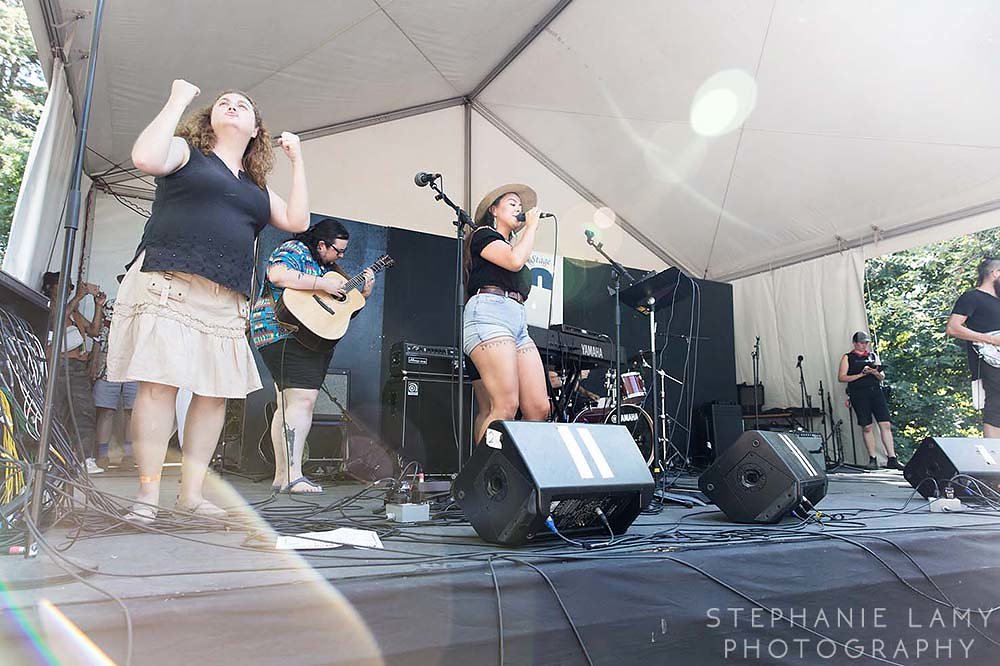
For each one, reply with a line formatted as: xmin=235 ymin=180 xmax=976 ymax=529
xmin=4 ymin=466 xmax=1000 ymax=665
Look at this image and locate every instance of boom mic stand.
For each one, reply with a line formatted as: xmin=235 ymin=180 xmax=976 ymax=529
xmin=419 ymin=174 xmax=474 ymax=469
xmin=585 ymin=230 xmax=635 ymax=427
xmin=751 ymin=336 xmax=761 ymax=430
xmin=28 ymin=0 xmax=107 ymax=557
xmin=796 ymin=355 xmax=812 ymax=431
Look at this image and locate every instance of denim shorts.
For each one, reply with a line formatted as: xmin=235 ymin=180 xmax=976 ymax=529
xmin=93 ymin=378 xmax=139 ymax=410
xmin=463 ymin=293 xmax=534 ymax=355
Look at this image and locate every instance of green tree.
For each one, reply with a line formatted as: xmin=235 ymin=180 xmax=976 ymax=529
xmin=866 ymin=226 xmax=1000 ymax=457
xmin=0 ymin=0 xmax=47 ymax=261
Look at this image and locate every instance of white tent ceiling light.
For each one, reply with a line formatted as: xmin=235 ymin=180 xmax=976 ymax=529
xmin=24 ymin=0 xmax=1000 ymax=281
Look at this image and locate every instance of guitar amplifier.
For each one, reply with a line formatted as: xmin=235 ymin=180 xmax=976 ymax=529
xmin=389 ymin=341 xmax=470 ymax=378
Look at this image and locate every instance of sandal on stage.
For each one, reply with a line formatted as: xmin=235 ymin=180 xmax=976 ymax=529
xmin=281 ymin=477 xmax=323 ymax=494
xmin=174 ymin=499 xmax=228 ymax=519
xmin=123 ymin=504 xmax=158 ymax=525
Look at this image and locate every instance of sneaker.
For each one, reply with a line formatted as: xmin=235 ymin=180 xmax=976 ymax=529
xmin=868 ymin=456 xmax=878 ymax=470
xmin=96 ymin=456 xmax=110 ymax=470
xmin=885 ymin=456 xmax=901 ymax=470
xmin=120 ymin=455 xmax=137 ymax=470
xmin=85 ymin=457 xmax=105 ymax=474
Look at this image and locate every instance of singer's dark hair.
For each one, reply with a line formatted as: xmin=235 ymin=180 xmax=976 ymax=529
xmin=977 ymin=256 xmax=1000 ymax=286
xmin=462 ymin=193 xmax=510 ymax=301
xmin=294 ymin=218 xmax=350 ymax=277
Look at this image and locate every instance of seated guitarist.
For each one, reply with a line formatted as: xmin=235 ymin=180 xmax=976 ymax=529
xmin=946 ymin=257 xmax=1000 ymax=437
xmin=250 ymin=218 xmax=374 ymax=492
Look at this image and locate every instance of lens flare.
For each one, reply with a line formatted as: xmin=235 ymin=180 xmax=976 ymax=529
xmin=690 ymin=69 xmax=757 ymax=137
xmin=593 ymin=207 xmax=616 ymax=229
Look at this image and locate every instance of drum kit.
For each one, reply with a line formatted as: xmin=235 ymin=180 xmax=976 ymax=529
xmin=563 ymin=361 xmax=666 ymax=469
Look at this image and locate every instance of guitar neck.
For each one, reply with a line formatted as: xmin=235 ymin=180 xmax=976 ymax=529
xmin=341 ymin=258 xmax=390 ymax=292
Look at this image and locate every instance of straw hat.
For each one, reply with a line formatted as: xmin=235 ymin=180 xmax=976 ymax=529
xmin=473 ymin=183 xmax=537 ymax=224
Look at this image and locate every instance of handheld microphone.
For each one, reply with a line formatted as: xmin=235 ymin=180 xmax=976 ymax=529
xmin=514 ymin=211 xmax=555 ymax=222
xmin=796 ymin=355 xmax=804 ymax=368
xmin=413 ymin=172 xmax=440 ymax=187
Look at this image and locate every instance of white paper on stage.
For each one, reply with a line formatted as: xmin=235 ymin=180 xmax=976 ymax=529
xmin=275 ymin=527 xmax=384 ymax=551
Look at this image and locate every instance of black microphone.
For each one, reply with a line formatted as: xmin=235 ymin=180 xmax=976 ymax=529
xmin=514 ymin=211 xmax=555 ymax=222
xmin=413 ymin=172 xmax=440 ymax=187
xmin=796 ymin=355 xmax=804 ymax=368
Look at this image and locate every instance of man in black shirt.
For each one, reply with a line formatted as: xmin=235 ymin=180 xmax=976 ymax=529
xmin=946 ymin=257 xmax=1000 ymax=437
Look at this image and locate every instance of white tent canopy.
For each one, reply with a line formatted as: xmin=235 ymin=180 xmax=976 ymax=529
xmin=9 ymin=1 xmax=1000 ymax=462
xmin=17 ymin=0 xmax=1000 ymax=281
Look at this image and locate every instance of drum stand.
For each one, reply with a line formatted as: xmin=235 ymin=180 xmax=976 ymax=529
xmin=621 ymin=268 xmax=694 ymax=482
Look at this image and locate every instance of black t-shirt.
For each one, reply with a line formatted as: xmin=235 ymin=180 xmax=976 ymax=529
xmin=844 ymin=350 xmax=880 ymax=393
xmin=132 ymin=142 xmax=271 ymax=296
xmin=952 ymin=288 xmax=1000 ymax=379
xmin=466 ymin=227 xmax=532 ymax=300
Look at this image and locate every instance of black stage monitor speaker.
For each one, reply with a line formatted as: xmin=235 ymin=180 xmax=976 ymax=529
xmin=903 ymin=437 xmax=1000 ymax=500
xmin=698 ymin=430 xmax=827 ymax=523
xmin=453 ymin=421 xmax=655 ymax=545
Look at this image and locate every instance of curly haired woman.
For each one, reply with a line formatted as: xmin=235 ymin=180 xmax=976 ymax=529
xmin=108 ymin=80 xmax=310 ymax=522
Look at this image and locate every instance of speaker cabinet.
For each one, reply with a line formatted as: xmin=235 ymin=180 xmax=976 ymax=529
xmin=453 ymin=421 xmax=655 ymax=545
xmin=698 ymin=430 xmax=827 ymax=523
xmin=693 ymin=402 xmax=745 ymax=463
xmin=904 ymin=437 xmax=1000 ymax=500
xmin=381 ymin=376 xmax=472 ymax=474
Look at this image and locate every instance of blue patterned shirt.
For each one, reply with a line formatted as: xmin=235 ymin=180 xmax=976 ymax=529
xmin=250 ymin=240 xmax=327 ymax=348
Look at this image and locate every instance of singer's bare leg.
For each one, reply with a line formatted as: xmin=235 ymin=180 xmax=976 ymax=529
xmin=470 ymin=337 xmax=519 ymax=444
xmin=516 ymin=344 xmax=550 ymax=422
xmin=471 ymin=379 xmax=490 ymax=445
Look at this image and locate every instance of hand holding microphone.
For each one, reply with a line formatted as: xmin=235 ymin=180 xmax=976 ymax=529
xmin=515 ymin=209 xmax=554 ymax=223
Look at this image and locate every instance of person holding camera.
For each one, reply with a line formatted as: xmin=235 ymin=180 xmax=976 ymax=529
xmin=838 ymin=330 xmax=899 ymax=469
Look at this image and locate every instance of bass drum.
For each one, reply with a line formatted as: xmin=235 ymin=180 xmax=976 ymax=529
xmin=573 ymin=403 xmax=655 ymax=467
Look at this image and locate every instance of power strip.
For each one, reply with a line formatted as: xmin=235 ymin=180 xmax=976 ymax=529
xmin=385 ymin=502 xmax=430 ymax=523
xmin=929 ymin=498 xmax=963 ymax=513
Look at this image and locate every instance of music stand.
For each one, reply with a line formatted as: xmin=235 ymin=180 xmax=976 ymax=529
xmin=620 ymin=267 xmax=693 ymax=476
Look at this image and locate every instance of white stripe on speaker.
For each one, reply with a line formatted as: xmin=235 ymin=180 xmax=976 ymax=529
xmin=577 ymin=428 xmax=615 ymax=479
xmin=557 ymin=426 xmax=594 ymax=479
xmin=777 ymin=433 xmax=818 ymax=477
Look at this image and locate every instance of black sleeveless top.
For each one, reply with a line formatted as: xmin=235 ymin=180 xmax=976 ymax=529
xmin=844 ymin=350 xmax=880 ymax=393
xmin=131 ymin=142 xmax=271 ymax=296
xmin=466 ymin=227 xmax=532 ymax=300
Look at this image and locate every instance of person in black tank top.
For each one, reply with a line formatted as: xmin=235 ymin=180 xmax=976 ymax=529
xmin=838 ymin=331 xmax=899 ymax=469
xmin=112 ymin=80 xmax=311 ymax=524
xmin=947 ymin=257 xmax=1000 ymax=436
xmin=462 ymin=184 xmax=550 ymax=444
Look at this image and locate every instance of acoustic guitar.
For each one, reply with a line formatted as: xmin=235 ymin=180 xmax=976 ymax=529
xmin=275 ymin=254 xmax=394 ymax=351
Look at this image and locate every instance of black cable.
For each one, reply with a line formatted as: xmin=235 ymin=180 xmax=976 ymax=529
xmin=24 ymin=516 xmax=134 ymax=666
xmin=487 ymin=555 xmax=505 ymax=666
xmin=499 ymin=556 xmax=595 ymax=666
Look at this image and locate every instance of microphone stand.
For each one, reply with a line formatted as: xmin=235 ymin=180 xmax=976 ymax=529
xmin=751 ymin=336 xmax=761 ymax=430
xmin=796 ymin=357 xmax=812 ymax=431
xmin=585 ymin=232 xmax=635 ymax=428
xmin=423 ymin=176 xmax=474 ymax=469
xmin=28 ymin=0 xmax=107 ymax=558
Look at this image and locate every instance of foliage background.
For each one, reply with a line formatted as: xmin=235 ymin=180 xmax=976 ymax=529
xmin=865 ymin=227 xmax=1000 ymax=458
xmin=0 ymin=0 xmax=47 ymax=262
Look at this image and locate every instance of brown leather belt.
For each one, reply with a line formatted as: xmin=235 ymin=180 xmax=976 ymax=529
xmin=477 ymin=286 xmax=524 ymax=304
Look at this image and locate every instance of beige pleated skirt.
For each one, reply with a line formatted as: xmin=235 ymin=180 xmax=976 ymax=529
xmin=106 ymin=252 xmax=262 ymax=398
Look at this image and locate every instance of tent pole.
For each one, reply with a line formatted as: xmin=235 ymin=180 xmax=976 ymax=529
xmin=27 ymin=0 xmax=107 ymax=556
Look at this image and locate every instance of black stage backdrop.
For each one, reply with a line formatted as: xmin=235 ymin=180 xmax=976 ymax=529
xmin=562 ymin=260 xmax=737 ymax=463
xmin=238 ymin=218 xmax=736 ymax=474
